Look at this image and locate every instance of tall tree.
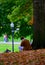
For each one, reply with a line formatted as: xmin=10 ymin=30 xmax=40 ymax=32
xmin=32 ymin=0 xmax=45 ymax=49
xmin=0 ymin=0 xmax=16 ymax=35
xmin=0 ymin=0 xmax=33 ymax=37
xmin=7 ymin=0 xmax=33 ymax=37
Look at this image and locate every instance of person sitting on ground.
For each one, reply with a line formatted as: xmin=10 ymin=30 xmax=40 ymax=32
xmin=19 ymin=36 xmax=32 ymax=51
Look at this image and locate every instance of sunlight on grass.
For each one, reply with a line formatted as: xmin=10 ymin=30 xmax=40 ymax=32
xmin=0 ymin=44 xmax=20 ymax=53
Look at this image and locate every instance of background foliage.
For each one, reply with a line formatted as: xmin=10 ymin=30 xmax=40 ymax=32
xmin=0 ymin=0 xmax=33 ymax=38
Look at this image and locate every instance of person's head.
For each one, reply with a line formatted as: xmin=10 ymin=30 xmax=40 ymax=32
xmin=21 ymin=36 xmax=24 ymax=40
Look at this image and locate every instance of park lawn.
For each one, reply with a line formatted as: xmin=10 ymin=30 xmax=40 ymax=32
xmin=0 ymin=44 xmax=20 ymax=53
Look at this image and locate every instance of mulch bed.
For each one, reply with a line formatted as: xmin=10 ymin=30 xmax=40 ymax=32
xmin=0 ymin=49 xmax=45 ymax=65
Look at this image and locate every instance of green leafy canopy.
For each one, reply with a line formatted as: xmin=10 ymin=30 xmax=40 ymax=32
xmin=7 ymin=0 xmax=33 ymax=22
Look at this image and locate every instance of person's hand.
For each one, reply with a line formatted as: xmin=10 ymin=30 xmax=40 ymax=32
xmin=19 ymin=46 xmax=24 ymax=51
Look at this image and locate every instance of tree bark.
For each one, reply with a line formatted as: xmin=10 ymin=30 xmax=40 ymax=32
xmin=33 ymin=0 xmax=45 ymax=49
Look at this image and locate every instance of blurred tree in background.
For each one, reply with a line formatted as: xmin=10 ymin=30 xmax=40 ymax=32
xmin=0 ymin=0 xmax=33 ymax=38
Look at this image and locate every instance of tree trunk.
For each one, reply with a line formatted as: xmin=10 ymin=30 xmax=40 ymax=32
xmin=32 ymin=0 xmax=45 ymax=49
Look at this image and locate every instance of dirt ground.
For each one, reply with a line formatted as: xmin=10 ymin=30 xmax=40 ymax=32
xmin=0 ymin=49 xmax=45 ymax=65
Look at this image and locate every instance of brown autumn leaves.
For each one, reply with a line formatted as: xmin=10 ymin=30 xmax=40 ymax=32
xmin=0 ymin=49 xmax=45 ymax=65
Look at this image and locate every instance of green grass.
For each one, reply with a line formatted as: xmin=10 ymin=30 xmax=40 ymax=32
xmin=0 ymin=35 xmax=33 ymax=53
xmin=0 ymin=44 xmax=20 ymax=53
xmin=0 ymin=36 xmax=4 ymax=41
